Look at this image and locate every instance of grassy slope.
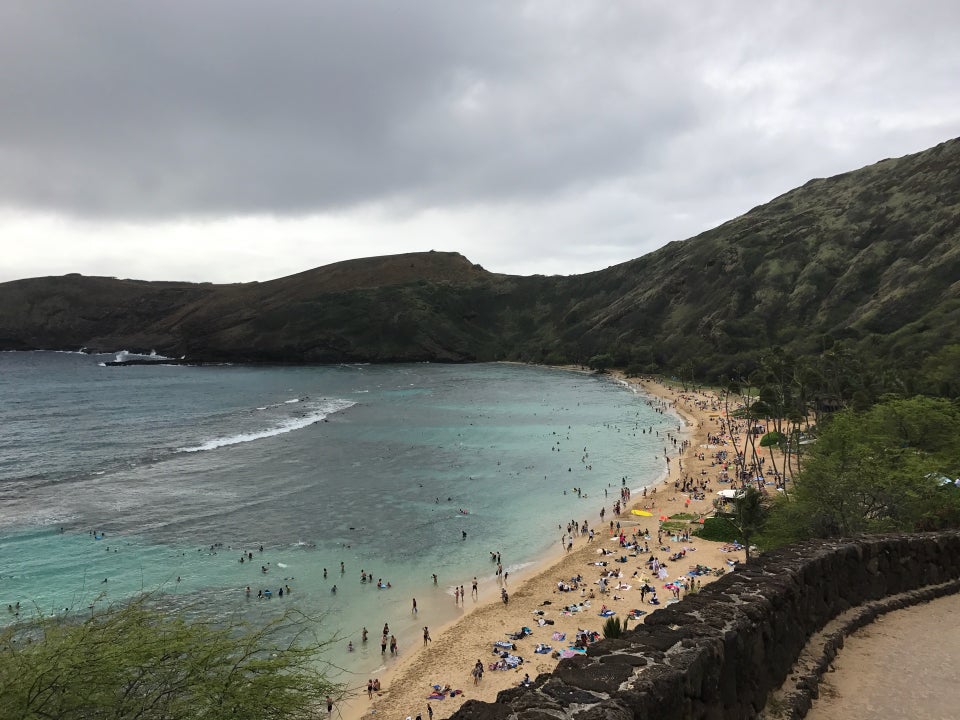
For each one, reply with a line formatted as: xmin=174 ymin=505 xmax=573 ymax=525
xmin=0 ymin=139 xmax=957 ymax=372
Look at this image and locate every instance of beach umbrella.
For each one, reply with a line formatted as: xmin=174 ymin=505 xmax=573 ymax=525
xmin=631 ymin=509 xmax=653 ymax=517
xmin=659 ymin=515 xmax=669 ymax=522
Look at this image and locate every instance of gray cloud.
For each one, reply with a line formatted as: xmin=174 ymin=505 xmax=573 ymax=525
xmin=0 ymin=1 xmax=958 ymax=280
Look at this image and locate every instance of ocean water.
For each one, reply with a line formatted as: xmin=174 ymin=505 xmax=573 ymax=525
xmin=0 ymin=352 xmax=676 ymax=686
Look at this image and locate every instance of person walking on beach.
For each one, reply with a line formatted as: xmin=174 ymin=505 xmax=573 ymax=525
xmin=472 ymin=659 xmax=484 ymax=685
xmin=427 ymin=703 xmax=433 ymax=720
xmin=472 ymin=577 xmax=478 ymax=598
xmin=423 ymin=626 xmax=431 ymax=646
xmin=412 ymin=597 xmax=417 ymax=614
xmin=390 ymin=634 xmax=398 ymax=656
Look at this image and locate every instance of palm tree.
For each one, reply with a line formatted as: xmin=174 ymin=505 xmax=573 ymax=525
xmin=759 ymin=430 xmax=786 ymax=486
xmin=732 ymin=487 xmax=767 ymax=563
xmin=602 ymin=616 xmax=629 ymax=639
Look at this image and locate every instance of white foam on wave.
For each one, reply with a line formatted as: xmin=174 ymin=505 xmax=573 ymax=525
xmin=177 ymin=398 xmax=356 ymax=453
xmin=257 ymin=398 xmax=308 ymax=411
xmin=113 ymin=349 xmax=171 ymax=362
xmin=507 ymin=560 xmax=535 ymax=573
xmin=611 ymin=376 xmax=639 ymax=395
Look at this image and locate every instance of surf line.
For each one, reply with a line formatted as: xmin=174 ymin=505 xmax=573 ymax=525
xmin=177 ymin=399 xmax=356 ymax=453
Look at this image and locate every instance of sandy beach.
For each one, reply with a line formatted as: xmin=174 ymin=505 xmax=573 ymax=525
xmin=344 ymin=374 xmax=754 ymax=720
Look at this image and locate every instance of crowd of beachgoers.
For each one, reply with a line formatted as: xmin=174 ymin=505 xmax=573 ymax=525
xmin=345 ymin=374 xmax=763 ymax=720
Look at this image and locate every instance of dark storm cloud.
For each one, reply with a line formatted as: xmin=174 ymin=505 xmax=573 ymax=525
xmin=0 ymin=1 xmax=708 ymax=218
xmin=0 ymin=0 xmax=958 ymax=284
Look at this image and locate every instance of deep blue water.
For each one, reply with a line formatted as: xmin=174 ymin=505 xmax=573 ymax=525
xmin=0 ymin=352 xmax=675 ymax=685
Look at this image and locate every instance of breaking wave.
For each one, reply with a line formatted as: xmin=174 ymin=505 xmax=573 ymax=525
xmin=177 ymin=398 xmax=356 ymax=453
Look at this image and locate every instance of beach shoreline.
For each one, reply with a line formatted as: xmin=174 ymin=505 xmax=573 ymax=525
xmin=345 ymin=371 xmax=746 ymax=720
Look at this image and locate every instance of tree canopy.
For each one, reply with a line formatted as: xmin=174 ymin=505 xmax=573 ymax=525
xmin=731 ymin=487 xmax=768 ymax=562
xmin=761 ymin=396 xmax=960 ymax=545
xmin=0 ymin=597 xmax=340 ymax=720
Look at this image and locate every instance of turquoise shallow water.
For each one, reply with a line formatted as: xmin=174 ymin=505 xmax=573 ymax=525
xmin=0 ymin=352 xmax=676 ymax=685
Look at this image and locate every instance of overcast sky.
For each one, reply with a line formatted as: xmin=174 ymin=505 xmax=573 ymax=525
xmin=1 ymin=1 xmax=957 ymax=283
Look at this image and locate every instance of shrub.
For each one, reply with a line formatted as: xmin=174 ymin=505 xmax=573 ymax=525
xmin=0 ymin=595 xmax=340 ymax=720
xmin=602 ymin=616 xmax=628 ymax=639
xmin=694 ymin=516 xmax=740 ymax=542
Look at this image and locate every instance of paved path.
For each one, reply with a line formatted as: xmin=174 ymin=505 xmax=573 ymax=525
xmin=807 ymin=592 xmax=960 ymax=720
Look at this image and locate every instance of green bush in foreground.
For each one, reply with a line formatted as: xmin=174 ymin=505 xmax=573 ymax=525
xmin=0 ymin=596 xmax=340 ymax=720
xmin=602 ymin=616 xmax=628 ymax=639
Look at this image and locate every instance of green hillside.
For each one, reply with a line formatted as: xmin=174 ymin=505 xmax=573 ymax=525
xmin=1 ymin=138 xmax=958 ymax=381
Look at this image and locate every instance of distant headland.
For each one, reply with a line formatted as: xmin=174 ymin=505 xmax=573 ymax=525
xmin=1 ymin=137 xmax=958 ymax=380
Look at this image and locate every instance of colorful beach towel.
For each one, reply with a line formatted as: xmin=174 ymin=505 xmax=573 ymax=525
xmin=551 ymin=632 xmax=566 ymax=641
xmin=598 ymin=609 xmax=616 ymax=617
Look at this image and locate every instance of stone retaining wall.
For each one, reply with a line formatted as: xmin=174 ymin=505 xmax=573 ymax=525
xmin=451 ymin=532 xmax=960 ymax=720
xmin=771 ymin=577 xmax=960 ymax=719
